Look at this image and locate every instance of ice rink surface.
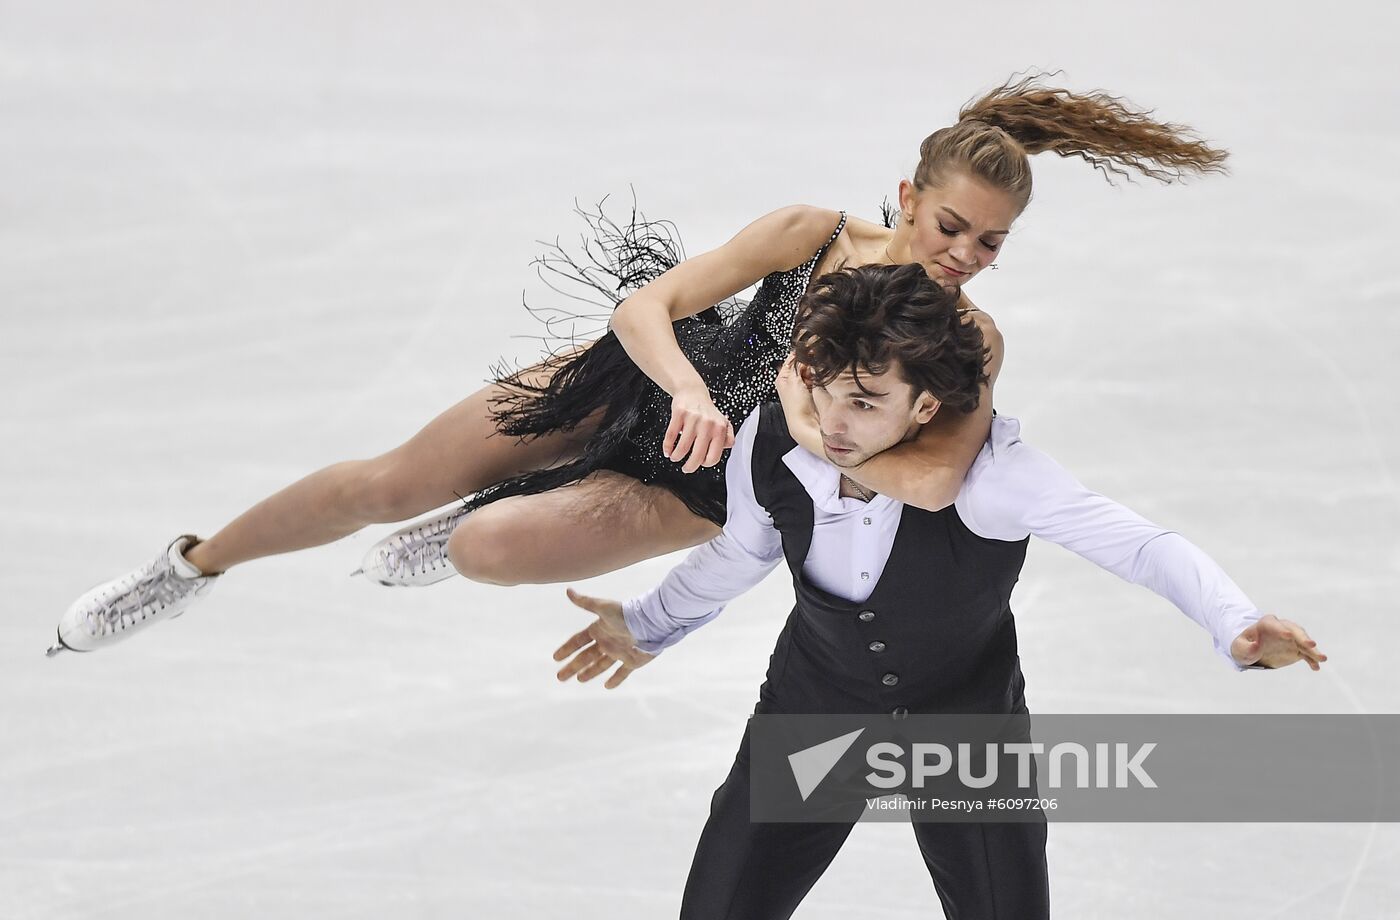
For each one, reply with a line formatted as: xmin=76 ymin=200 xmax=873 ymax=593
xmin=3 ymin=2 xmax=1399 ymax=917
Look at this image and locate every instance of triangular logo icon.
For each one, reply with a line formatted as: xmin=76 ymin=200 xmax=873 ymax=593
xmin=788 ymin=728 xmax=866 ymax=801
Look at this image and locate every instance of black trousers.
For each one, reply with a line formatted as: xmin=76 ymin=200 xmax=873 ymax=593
xmin=679 ymin=728 xmax=1050 ymax=920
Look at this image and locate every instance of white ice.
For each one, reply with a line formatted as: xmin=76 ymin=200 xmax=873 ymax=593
xmin=3 ymin=2 xmax=1398 ymax=917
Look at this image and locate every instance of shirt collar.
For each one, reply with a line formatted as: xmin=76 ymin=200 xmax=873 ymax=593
xmin=781 ymin=445 xmax=897 ymax=515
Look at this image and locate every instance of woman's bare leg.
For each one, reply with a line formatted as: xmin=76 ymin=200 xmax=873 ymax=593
xmin=445 ymin=471 xmax=721 ymax=585
xmin=185 ymin=360 xmax=598 ymax=575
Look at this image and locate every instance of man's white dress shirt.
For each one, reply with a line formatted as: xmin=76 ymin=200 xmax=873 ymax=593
xmin=623 ymin=408 xmax=1261 ymax=671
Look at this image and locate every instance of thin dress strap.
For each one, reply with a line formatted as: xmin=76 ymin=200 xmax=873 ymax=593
xmin=818 ymin=210 xmax=847 ymax=258
xmin=803 ymin=210 xmax=847 ymax=284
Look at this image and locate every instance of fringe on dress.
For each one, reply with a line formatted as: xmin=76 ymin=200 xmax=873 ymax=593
xmin=461 ymin=195 xmax=847 ymax=527
xmin=465 ymin=196 xmax=744 ymax=526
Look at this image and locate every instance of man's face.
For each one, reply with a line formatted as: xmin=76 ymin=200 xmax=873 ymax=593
xmin=809 ymin=362 xmax=941 ymax=468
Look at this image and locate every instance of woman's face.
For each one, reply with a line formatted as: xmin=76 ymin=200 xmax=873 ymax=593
xmin=898 ymin=171 xmax=1022 ymax=291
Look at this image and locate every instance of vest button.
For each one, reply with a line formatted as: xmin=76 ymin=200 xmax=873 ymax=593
xmin=868 ymin=640 xmax=886 ymax=653
xmin=857 ymin=610 xmax=876 ymax=622
xmin=891 ymin=706 xmax=909 ymax=719
xmin=881 ymin=673 xmax=899 ymax=687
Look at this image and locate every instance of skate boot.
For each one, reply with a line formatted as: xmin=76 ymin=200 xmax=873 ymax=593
xmin=48 ymin=535 xmax=218 ymax=656
xmin=353 ymin=503 xmax=467 ymax=587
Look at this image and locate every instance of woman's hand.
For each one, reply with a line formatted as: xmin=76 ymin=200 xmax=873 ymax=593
xmin=775 ymin=354 xmax=824 ymax=456
xmin=663 ymin=386 xmax=735 ymax=474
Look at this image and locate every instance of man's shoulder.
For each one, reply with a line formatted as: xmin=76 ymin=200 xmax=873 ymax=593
xmin=952 ymin=414 xmax=1040 ymax=541
xmin=731 ymin=403 xmax=788 ymax=478
xmin=752 ymin=400 xmax=787 ymax=434
xmin=968 ymin=414 xmax=1027 ymax=473
xmin=741 ymin=401 xmax=797 ymax=452
xmin=740 ymin=402 xmax=813 ymax=509
xmin=958 ymin=415 xmax=1048 ymax=499
xmin=959 ymin=413 xmax=1078 ymax=509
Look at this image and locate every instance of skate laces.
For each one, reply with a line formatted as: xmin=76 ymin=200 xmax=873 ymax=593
xmin=384 ymin=514 xmax=458 ymax=576
xmin=87 ymin=558 xmax=198 ymax=637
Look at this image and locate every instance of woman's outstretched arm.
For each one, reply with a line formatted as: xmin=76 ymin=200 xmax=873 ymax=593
xmin=777 ymin=307 xmax=1004 ymax=512
xmin=608 ymin=205 xmax=844 ymax=473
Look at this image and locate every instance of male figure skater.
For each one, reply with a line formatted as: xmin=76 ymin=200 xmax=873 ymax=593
xmin=553 ymin=263 xmax=1325 ymax=919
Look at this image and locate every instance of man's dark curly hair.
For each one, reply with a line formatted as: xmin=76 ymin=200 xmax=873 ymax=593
xmin=791 ymin=263 xmax=988 ymax=413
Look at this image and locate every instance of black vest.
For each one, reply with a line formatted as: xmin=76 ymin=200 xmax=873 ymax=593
xmin=749 ymin=402 xmax=1030 ymax=717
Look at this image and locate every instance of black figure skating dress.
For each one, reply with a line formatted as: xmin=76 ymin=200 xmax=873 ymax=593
xmin=467 ymin=202 xmax=848 ymax=526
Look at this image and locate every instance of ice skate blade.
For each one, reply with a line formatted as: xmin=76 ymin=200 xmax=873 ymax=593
xmin=46 ymin=629 xmax=81 ymax=657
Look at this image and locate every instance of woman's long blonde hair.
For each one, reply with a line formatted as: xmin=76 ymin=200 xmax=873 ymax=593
xmin=915 ymin=72 xmax=1230 ymax=207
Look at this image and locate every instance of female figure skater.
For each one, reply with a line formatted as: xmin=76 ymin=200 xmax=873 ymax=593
xmin=50 ymin=75 xmax=1227 ymax=655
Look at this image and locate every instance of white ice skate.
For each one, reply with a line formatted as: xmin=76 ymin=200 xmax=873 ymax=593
xmin=352 ymin=503 xmax=468 ymax=587
xmin=48 ymin=535 xmax=218 ymax=656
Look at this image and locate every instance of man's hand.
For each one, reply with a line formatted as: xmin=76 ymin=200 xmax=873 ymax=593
xmin=775 ymin=354 xmax=825 ymax=457
xmin=553 ymin=588 xmax=655 ymax=689
xmin=1230 ymin=614 xmax=1328 ymax=671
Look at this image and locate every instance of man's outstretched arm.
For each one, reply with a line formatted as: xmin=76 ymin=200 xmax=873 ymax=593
xmin=553 ymin=409 xmax=784 ymax=687
xmin=956 ymin=417 xmax=1326 ymax=672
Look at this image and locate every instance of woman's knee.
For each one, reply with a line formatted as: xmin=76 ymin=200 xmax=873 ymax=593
xmin=447 ymin=508 xmax=528 ymax=586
